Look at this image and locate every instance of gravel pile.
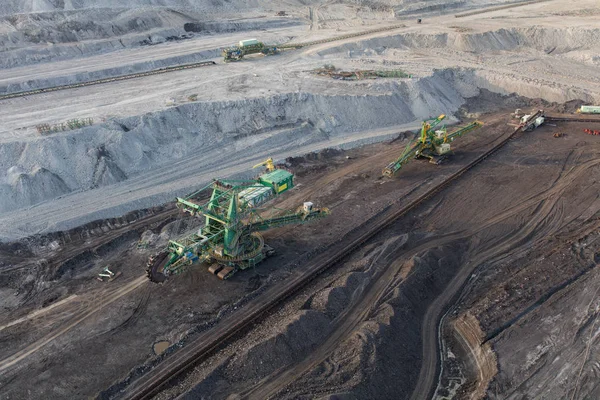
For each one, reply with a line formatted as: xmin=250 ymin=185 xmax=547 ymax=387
xmin=0 ymin=70 xmax=469 ymax=240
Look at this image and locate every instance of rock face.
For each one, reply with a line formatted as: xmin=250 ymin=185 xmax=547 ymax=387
xmin=0 ymin=70 xmax=471 ymax=238
xmin=0 ymin=1 xmax=249 ymax=16
xmin=0 ymin=9 xmax=194 ymax=68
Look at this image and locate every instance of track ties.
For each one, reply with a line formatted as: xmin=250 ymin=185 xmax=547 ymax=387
xmin=119 ymin=119 xmax=529 ymax=400
xmin=280 ymin=24 xmax=405 ymax=49
xmin=0 ymin=61 xmax=217 ymax=101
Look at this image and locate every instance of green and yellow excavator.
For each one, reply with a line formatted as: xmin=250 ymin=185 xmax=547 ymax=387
xmin=147 ymin=161 xmax=329 ymax=281
xmin=383 ymin=115 xmax=483 ymax=176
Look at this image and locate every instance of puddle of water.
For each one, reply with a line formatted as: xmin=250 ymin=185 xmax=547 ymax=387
xmin=153 ymin=340 xmax=170 ymax=355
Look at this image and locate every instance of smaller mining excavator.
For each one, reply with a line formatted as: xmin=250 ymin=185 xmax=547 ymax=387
xmin=520 ymin=110 xmax=545 ymax=132
xmin=147 ymin=163 xmax=329 ymax=282
xmin=222 ymin=39 xmax=279 ymax=62
xmin=383 ymin=115 xmax=483 ymax=176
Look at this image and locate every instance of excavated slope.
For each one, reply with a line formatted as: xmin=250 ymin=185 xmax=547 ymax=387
xmin=0 ymin=71 xmax=472 ymax=239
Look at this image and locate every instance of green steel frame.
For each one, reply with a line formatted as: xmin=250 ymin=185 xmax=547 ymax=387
xmin=159 ymin=177 xmax=328 ymax=277
xmin=383 ymin=117 xmax=483 ymax=176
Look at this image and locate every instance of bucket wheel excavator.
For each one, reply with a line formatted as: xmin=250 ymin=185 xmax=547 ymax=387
xmin=147 ymin=161 xmax=329 ymax=282
xmin=383 ymin=115 xmax=483 ymax=176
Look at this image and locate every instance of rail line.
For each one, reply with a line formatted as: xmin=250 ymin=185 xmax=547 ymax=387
xmin=116 ymin=113 xmax=542 ymax=400
xmin=0 ymin=61 xmax=217 ymax=101
xmin=545 ymin=114 xmax=600 ymax=124
xmin=454 ymin=0 xmax=551 ymax=18
xmin=279 ymin=24 xmax=405 ymax=49
xmin=0 ymin=24 xmax=406 ymax=102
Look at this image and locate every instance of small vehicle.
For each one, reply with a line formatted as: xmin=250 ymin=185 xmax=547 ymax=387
xmin=97 ymin=266 xmax=121 ymax=282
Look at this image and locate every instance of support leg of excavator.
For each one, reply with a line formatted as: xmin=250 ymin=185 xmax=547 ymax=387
xmin=207 ymin=264 xmax=236 ymax=280
xmin=217 ymin=266 xmax=236 ymax=280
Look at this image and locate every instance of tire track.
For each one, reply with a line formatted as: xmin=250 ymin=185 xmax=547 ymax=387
xmin=0 ymin=61 xmax=217 ymax=101
xmin=115 ymin=117 xmax=536 ymax=400
xmin=0 ymin=276 xmax=148 ymax=374
xmin=0 ymin=294 xmax=78 ymax=332
xmin=414 ymin=159 xmax=600 ymax=400
xmin=244 ymin=151 xmax=600 ymax=399
xmin=0 ymin=24 xmax=406 ymax=103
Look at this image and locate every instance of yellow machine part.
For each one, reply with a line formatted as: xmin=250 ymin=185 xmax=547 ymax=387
xmin=253 ymin=158 xmax=275 ymax=172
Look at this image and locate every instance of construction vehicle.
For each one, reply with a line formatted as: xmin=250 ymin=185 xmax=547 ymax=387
xmin=97 ymin=266 xmax=121 ymax=282
xmin=221 ymin=26 xmax=407 ymax=63
xmin=313 ymin=66 xmax=411 ymax=80
xmin=520 ymin=111 xmax=545 ymax=131
xmin=146 ymin=162 xmax=329 ymax=281
xmin=222 ymin=39 xmax=279 ymax=62
xmin=382 ymin=115 xmax=483 ymax=176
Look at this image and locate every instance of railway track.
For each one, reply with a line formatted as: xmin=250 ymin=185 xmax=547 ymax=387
xmin=454 ymin=0 xmax=551 ymax=18
xmin=116 ymin=114 xmax=537 ymax=400
xmin=0 ymin=24 xmax=405 ymax=102
xmin=544 ymin=114 xmax=600 ymax=123
xmin=279 ymin=24 xmax=405 ymax=49
xmin=0 ymin=61 xmax=217 ymax=101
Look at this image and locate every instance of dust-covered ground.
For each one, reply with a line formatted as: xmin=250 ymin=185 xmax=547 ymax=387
xmin=2 ymin=98 xmax=599 ymax=399
xmin=151 ymin=108 xmax=600 ymax=400
xmin=2 ymin=1 xmax=600 ymax=399
xmin=1 ymin=0 xmax=599 ymax=240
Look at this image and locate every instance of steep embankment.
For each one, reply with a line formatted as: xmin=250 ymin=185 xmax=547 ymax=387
xmin=0 ymin=71 xmax=472 ymax=239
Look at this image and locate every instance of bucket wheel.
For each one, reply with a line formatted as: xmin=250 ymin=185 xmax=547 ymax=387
xmin=146 ymin=252 xmax=169 ymax=283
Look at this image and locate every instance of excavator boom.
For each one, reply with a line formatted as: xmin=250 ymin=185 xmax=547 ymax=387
xmin=382 ymin=134 xmax=421 ymax=176
xmin=446 ymin=120 xmax=483 ymax=141
xmin=384 ymin=115 xmax=446 ymax=176
xmin=383 ymin=116 xmax=482 ymax=176
xmin=245 ymin=206 xmax=329 ymax=232
xmin=147 ymin=166 xmax=328 ymax=282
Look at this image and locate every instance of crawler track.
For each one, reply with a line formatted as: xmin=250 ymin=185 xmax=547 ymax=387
xmin=118 ymin=115 xmax=536 ymax=400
